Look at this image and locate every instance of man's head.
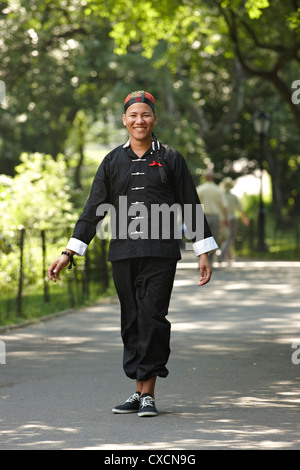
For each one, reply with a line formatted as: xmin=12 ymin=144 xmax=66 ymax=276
xmin=205 ymin=169 xmax=215 ymax=182
xmin=123 ymin=90 xmax=158 ymax=144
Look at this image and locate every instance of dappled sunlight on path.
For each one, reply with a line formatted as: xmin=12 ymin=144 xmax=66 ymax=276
xmin=1 ymin=254 xmax=300 ymax=449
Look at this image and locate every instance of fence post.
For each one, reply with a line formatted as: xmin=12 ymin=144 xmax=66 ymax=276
xmin=101 ymin=239 xmax=109 ymax=289
xmin=41 ymin=230 xmax=50 ymax=303
xmin=17 ymin=228 xmax=25 ymax=317
xmin=83 ymin=250 xmax=90 ymax=299
xmin=249 ymin=218 xmax=254 ymax=251
xmin=68 ymin=271 xmax=75 ymax=308
xmin=295 ymin=218 xmax=299 ymax=250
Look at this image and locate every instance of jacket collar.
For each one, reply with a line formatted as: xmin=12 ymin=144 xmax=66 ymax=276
xmin=123 ymin=138 xmax=160 ymax=151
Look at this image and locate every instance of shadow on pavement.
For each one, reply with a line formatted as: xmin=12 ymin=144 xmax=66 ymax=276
xmin=1 ymin=252 xmax=300 ymax=449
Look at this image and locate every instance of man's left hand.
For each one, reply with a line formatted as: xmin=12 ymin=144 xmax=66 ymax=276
xmin=198 ymin=253 xmax=212 ymax=286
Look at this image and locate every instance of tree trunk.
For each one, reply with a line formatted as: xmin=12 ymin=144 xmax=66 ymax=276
xmin=74 ymin=117 xmax=85 ymax=190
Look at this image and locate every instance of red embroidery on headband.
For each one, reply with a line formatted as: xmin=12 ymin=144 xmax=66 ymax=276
xmin=149 ymin=160 xmax=162 ymax=167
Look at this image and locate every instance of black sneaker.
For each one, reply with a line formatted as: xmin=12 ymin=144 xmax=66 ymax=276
xmin=112 ymin=392 xmax=141 ymax=414
xmin=138 ymin=393 xmax=158 ymax=417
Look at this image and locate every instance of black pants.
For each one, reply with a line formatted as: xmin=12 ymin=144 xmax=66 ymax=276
xmin=112 ymin=257 xmax=177 ymax=382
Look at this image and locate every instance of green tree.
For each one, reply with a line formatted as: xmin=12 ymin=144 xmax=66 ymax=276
xmin=214 ymin=0 xmax=300 ymax=132
xmin=0 ymin=0 xmax=119 ymax=176
xmin=0 ymin=152 xmax=75 ymax=231
xmin=0 ymin=152 xmax=76 ymax=293
xmin=105 ymin=0 xmax=300 ymax=220
xmin=1 ymin=0 xmax=299 ymax=221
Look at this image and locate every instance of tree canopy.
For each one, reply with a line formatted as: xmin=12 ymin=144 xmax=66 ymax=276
xmin=0 ymin=0 xmax=299 ymax=219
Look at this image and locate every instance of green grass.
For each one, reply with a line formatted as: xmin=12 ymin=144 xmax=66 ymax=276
xmin=236 ymin=245 xmax=300 ymax=261
xmin=1 ymin=210 xmax=299 ymax=328
xmin=234 ymin=217 xmax=300 ymax=261
xmin=0 ymin=279 xmax=116 ymax=328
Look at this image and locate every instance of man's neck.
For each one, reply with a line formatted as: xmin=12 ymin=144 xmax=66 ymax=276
xmin=130 ymin=137 xmax=152 ymax=158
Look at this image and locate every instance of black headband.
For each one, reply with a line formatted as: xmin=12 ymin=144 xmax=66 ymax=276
xmin=124 ymin=91 xmax=155 ymax=113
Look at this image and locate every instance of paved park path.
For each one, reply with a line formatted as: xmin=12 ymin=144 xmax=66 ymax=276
xmin=1 ymin=252 xmax=300 ymax=450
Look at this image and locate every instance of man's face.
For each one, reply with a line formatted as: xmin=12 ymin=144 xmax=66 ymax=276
xmin=122 ymin=102 xmax=158 ymax=143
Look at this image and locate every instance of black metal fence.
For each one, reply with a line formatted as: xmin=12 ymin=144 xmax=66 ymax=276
xmin=1 ymin=216 xmax=299 ymax=324
xmin=0 ymin=227 xmax=111 ymax=323
xmin=234 ymin=216 xmax=300 ymax=255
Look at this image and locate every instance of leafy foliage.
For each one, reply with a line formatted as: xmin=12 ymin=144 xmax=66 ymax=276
xmin=0 ymin=152 xmax=75 ymax=230
xmin=0 ymin=0 xmax=299 ymax=217
xmin=0 ymin=0 xmax=299 ymax=324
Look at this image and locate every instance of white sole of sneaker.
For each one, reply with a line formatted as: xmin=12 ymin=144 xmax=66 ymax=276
xmin=138 ymin=411 xmax=158 ymax=417
xmin=112 ymin=408 xmax=139 ymax=414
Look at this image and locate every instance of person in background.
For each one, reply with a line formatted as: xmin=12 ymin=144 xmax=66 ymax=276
xmin=196 ymin=169 xmax=228 ymax=262
xmin=219 ymin=177 xmax=249 ymax=264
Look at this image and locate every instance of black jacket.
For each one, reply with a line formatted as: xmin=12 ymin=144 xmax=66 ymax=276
xmin=69 ymin=142 xmax=214 ymax=261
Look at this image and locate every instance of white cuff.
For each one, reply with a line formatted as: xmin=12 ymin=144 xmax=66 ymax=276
xmin=193 ymin=236 xmax=218 ymax=257
xmin=66 ymin=238 xmax=88 ymax=256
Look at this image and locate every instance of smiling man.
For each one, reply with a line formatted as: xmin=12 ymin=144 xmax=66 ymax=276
xmin=48 ymin=90 xmax=218 ymax=417
xmin=122 ymin=91 xmax=158 ymax=152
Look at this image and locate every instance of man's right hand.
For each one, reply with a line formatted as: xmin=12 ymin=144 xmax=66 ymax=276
xmin=48 ymin=254 xmax=70 ymax=282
